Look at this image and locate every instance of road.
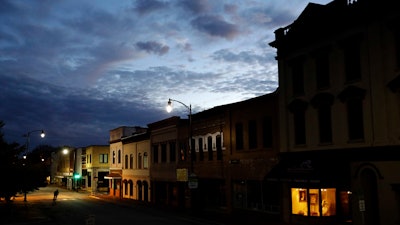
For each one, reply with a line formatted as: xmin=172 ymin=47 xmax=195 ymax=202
xmin=0 ymin=186 xmax=225 ymax=225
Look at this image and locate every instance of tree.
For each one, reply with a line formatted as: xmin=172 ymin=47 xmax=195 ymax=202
xmin=0 ymin=121 xmax=24 ymax=202
xmin=0 ymin=121 xmax=54 ymax=202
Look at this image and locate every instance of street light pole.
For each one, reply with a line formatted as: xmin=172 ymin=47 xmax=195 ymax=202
xmin=23 ymin=130 xmax=45 ymax=159
xmin=166 ymin=98 xmax=193 ymax=173
xmin=22 ymin=129 xmax=45 ymax=202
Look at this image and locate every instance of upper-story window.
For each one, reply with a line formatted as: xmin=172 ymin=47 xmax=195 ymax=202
xmin=169 ymin=142 xmax=176 ymax=162
xmin=235 ymin=123 xmax=244 ymax=150
xmin=143 ymin=152 xmax=148 ymax=169
xmin=291 ymin=59 xmax=305 ymax=96
xmin=311 ymin=93 xmax=334 ymax=144
xmin=314 ymin=49 xmax=330 ymax=90
xmin=99 ymin=154 xmax=108 ymax=164
xmin=179 ymin=141 xmax=187 ymax=161
xmin=248 ymin=120 xmax=257 ymax=149
xmin=161 ymin=144 xmax=167 ymax=163
xmin=138 ymin=153 xmax=142 ymax=169
xmin=152 ymin=145 xmax=158 ymax=163
xmin=216 ymin=135 xmax=222 ymax=160
xmin=124 ymin=155 xmax=128 ymax=169
xmin=263 ymin=116 xmax=273 ymax=148
xmin=342 ymin=36 xmax=362 ymax=83
xmin=112 ymin=151 xmax=115 ymax=164
xmin=198 ymin=138 xmax=204 ymax=161
xmin=207 ymin=136 xmax=213 ymax=160
xmin=289 ymin=99 xmax=308 ymax=146
xmin=338 ymin=86 xmax=366 ymax=141
xmin=118 ymin=150 xmax=121 ymax=164
xmin=129 ymin=154 xmax=133 ymax=169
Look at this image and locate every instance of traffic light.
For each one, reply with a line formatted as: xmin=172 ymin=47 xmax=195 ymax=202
xmin=73 ymin=173 xmax=81 ymax=179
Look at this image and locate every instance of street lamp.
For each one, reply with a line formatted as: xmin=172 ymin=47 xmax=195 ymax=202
xmin=23 ymin=130 xmax=45 ymax=159
xmin=21 ymin=129 xmax=45 ymax=202
xmin=166 ymin=98 xmax=193 ymax=171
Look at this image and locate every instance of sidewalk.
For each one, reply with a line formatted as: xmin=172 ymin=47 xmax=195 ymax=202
xmin=90 ymin=191 xmax=287 ymax=225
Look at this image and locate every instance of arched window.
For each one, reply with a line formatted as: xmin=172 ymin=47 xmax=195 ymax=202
xmin=130 ymin=154 xmax=133 ymax=169
xmin=138 ymin=153 xmax=142 ymax=169
xmin=124 ymin=155 xmax=128 ymax=169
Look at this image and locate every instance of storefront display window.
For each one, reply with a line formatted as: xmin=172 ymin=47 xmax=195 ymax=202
xmin=291 ymin=188 xmax=336 ymax=217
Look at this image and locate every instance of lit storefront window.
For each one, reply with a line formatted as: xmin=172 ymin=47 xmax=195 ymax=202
xmin=291 ymin=188 xmax=337 ymax=217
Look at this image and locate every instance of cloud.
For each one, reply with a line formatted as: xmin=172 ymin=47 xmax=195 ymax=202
xmin=133 ymin=0 xmax=168 ymax=15
xmin=135 ymin=41 xmax=170 ymax=56
xmin=191 ymin=15 xmax=239 ymax=40
xmin=177 ymin=0 xmax=210 ymax=14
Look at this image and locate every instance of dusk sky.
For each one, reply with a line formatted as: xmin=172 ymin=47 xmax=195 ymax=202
xmin=0 ymin=0 xmax=331 ymax=149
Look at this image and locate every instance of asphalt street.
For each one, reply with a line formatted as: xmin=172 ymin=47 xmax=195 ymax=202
xmin=0 ymin=186 xmax=283 ymax=225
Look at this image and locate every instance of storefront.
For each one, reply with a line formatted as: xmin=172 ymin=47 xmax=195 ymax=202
xmin=266 ymin=151 xmax=352 ymax=225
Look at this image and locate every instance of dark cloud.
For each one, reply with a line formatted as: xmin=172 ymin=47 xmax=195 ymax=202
xmin=135 ymin=41 xmax=169 ymax=55
xmin=177 ymin=0 xmax=209 ymax=14
xmin=191 ymin=15 xmax=239 ymax=40
xmin=0 ymin=74 xmax=165 ymax=147
xmin=134 ymin=0 xmax=168 ymax=15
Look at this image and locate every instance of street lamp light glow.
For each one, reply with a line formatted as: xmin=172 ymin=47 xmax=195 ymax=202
xmin=166 ymin=99 xmax=173 ymax=113
xmin=63 ymin=148 xmax=69 ymax=155
xmin=40 ymin=130 xmax=45 ymax=138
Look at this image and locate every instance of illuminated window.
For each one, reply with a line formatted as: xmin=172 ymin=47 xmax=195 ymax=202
xmin=291 ymin=188 xmax=336 ymax=217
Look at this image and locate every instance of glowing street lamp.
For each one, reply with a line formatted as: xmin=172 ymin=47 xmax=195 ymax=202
xmin=23 ymin=129 xmax=45 ymax=159
xmin=166 ymin=98 xmax=193 ymax=173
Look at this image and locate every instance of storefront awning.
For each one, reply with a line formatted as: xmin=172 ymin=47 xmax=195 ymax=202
xmin=104 ymin=173 xmax=122 ymax=179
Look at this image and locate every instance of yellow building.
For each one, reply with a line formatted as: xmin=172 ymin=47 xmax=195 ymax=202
xmin=121 ymin=131 xmax=151 ymax=202
xmin=85 ymin=145 xmax=110 ymax=193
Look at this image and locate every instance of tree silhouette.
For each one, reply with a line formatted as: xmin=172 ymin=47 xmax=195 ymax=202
xmin=0 ymin=121 xmax=54 ymax=202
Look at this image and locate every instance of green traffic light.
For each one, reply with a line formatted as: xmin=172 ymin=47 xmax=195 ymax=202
xmin=74 ymin=174 xmax=81 ymax=179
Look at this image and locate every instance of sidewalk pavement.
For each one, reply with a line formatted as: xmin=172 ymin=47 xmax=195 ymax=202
xmin=90 ymin=191 xmax=288 ymax=225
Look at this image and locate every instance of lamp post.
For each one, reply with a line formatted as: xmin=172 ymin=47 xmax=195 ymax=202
xmin=22 ymin=129 xmax=45 ymax=202
xmin=166 ymin=98 xmax=193 ymax=173
xmin=23 ymin=130 xmax=45 ymax=159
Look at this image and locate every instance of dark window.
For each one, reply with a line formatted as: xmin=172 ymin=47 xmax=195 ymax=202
xmin=152 ymin=145 xmax=158 ymax=163
xmin=316 ymin=52 xmax=330 ymax=89
xmin=124 ymin=155 xmax=128 ymax=169
xmin=161 ymin=144 xmax=167 ymax=163
xmin=179 ymin=142 xmax=186 ymax=161
xmin=138 ymin=153 xmax=142 ymax=169
xmin=235 ymin=123 xmax=244 ymax=150
xmin=344 ymin=43 xmax=361 ymax=82
xmin=248 ymin=120 xmax=257 ymax=149
xmin=263 ymin=116 xmax=273 ymax=148
xmin=292 ymin=61 xmax=304 ymax=96
xmin=198 ymin=138 xmax=204 ymax=161
xmin=169 ymin=142 xmax=176 ymax=162
xmin=112 ymin=151 xmax=115 ymax=164
xmin=216 ymin=135 xmax=222 ymax=160
xmin=294 ymin=111 xmax=306 ymax=145
xmin=347 ymin=99 xmax=364 ymax=140
xmin=318 ymin=105 xmax=332 ymax=143
xmin=207 ymin=136 xmax=213 ymax=160
xmin=130 ymin=154 xmax=133 ymax=169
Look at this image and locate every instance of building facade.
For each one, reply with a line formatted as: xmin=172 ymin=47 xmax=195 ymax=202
xmin=84 ymin=145 xmax=109 ymax=193
xmin=270 ymin=0 xmax=400 ymax=224
xmin=148 ymin=116 xmax=189 ymax=208
xmin=121 ymin=131 xmax=151 ymax=202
